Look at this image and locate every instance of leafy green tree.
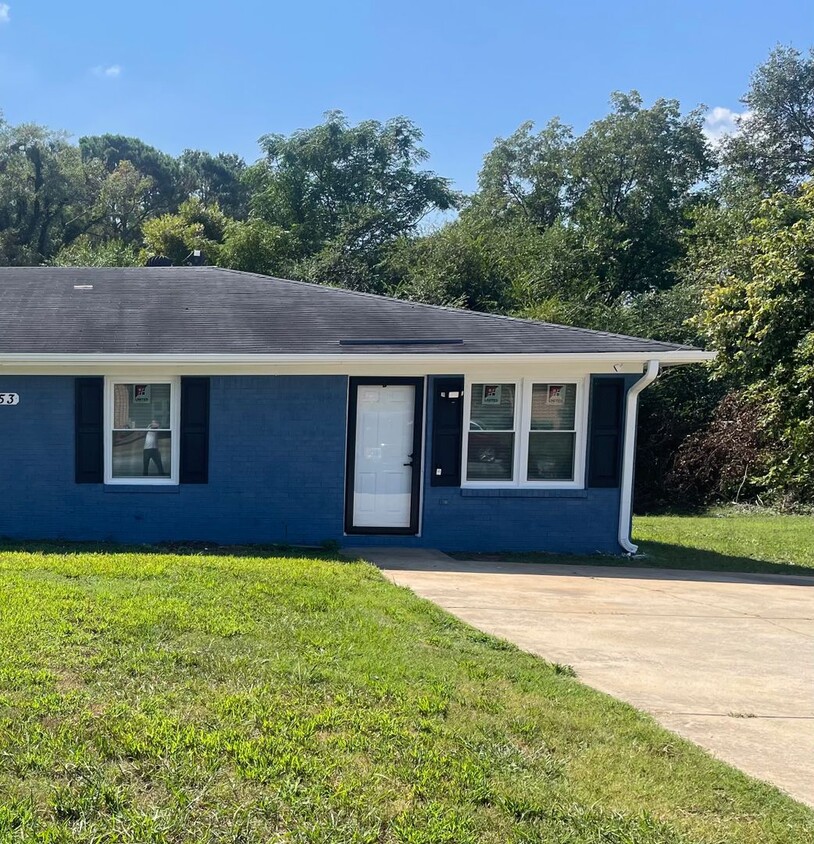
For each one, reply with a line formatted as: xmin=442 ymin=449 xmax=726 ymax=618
xmin=387 ymin=220 xmax=501 ymax=309
xmin=142 ymin=199 xmax=229 ymax=266
xmin=474 ymin=119 xmax=572 ymax=229
xmin=448 ymin=93 xmax=711 ymax=311
xmin=179 ymin=150 xmax=249 ymax=219
xmin=90 ymin=160 xmax=154 ymax=243
xmin=387 ymin=211 xmax=585 ymax=314
xmin=567 ymin=92 xmax=711 ymax=300
xmin=248 ymin=111 xmax=459 ymax=291
xmin=79 ymin=134 xmax=181 ymax=214
xmin=142 ymin=214 xmax=203 ymax=266
xmin=219 ymin=219 xmax=293 ymax=276
xmin=722 ymin=46 xmax=814 ymax=196
xmin=52 ymin=236 xmax=140 ymax=267
xmin=699 ymin=182 xmax=814 ymax=500
xmin=0 ymin=119 xmax=97 ymax=264
xmin=176 ymin=197 xmax=229 ymax=244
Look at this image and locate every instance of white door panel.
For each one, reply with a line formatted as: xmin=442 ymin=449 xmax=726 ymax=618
xmin=353 ymin=384 xmax=415 ymax=528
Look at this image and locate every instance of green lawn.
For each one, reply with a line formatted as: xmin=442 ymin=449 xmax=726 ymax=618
xmin=634 ymin=511 xmax=814 ymax=575
xmin=456 ymin=511 xmax=814 ymax=577
xmin=0 ymin=545 xmax=811 ymax=842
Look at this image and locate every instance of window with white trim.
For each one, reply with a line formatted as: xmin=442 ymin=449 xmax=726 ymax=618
xmin=106 ymin=378 xmax=179 ymax=484
xmin=526 ymin=383 xmax=577 ymax=481
xmin=464 ymin=378 xmax=585 ymax=487
xmin=466 ymin=383 xmax=517 ymax=482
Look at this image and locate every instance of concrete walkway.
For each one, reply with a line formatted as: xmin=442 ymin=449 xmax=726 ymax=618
xmin=359 ymin=548 xmax=814 ymax=807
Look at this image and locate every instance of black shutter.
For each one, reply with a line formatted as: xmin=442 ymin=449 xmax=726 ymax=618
xmin=588 ymin=377 xmax=625 ymax=488
xmin=431 ymin=377 xmax=464 ymax=487
xmin=180 ymin=377 xmax=210 ymax=484
xmin=75 ymin=377 xmax=104 ymax=483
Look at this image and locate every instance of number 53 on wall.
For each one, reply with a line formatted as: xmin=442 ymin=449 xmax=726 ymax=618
xmin=0 ymin=393 xmax=20 ymax=405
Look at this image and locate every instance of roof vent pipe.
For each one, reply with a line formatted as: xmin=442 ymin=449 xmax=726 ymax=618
xmin=618 ymin=359 xmax=660 ymax=555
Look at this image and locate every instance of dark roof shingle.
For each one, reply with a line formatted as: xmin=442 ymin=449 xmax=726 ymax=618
xmin=0 ymin=267 xmax=698 ymax=356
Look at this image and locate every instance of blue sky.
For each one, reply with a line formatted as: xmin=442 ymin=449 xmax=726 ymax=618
xmin=0 ymin=0 xmax=811 ymax=194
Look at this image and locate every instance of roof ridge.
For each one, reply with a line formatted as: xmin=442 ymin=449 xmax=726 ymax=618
xmin=208 ymin=267 xmax=691 ymax=351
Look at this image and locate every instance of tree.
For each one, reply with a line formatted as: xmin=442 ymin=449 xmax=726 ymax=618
xmin=567 ymin=92 xmax=711 ymax=299
xmin=79 ymin=134 xmax=181 ymax=214
xmin=474 ymin=118 xmax=572 ymax=229
xmin=248 ymin=111 xmax=459 ymax=291
xmin=90 ymin=160 xmax=154 ymax=243
xmin=453 ymin=93 xmax=712 ymax=309
xmin=699 ymin=182 xmax=814 ymax=500
xmin=664 ymin=390 xmax=770 ymax=506
xmin=387 ymin=220 xmax=502 ymax=309
xmin=52 ymin=237 xmax=140 ymax=267
xmin=142 ymin=198 xmax=229 ymax=266
xmin=0 ymin=119 xmax=97 ymax=264
xmin=219 ymin=219 xmax=293 ymax=276
xmin=723 ymin=46 xmax=814 ymax=196
xmin=179 ymin=150 xmax=249 ymax=219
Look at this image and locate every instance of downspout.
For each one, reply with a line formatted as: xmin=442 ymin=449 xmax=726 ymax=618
xmin=618 ymin=360 xmax=660 ymax=554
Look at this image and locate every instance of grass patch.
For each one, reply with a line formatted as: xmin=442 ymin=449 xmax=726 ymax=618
xmin=634 ymin=511 xmax=814 ymax=574
xmin=454 ymin=511 xmax=814 ymax=577
xmin=0 ymin=544 xmax=811 ymax=842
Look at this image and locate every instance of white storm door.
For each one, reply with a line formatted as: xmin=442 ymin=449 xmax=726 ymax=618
xmin=353 ymin=384 xmax=416 ymax=528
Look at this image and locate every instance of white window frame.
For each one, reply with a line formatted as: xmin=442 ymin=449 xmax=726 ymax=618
xmin=462 ymin=376 xmax=589 ymax=490
xmin=461 ymin=378 xmax=522 ymax=488
xmin=519 ymin=378 xmax=588 ymax=488
xmin=104 ymin=376 xmax=180 ymax=485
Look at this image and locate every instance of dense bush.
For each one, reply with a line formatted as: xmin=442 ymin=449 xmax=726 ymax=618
xmin=664 ymin=391 xmax=771 ymax=507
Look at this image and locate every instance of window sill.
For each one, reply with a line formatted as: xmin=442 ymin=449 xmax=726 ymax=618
xmin=460 ymin=488 xmax=588 ymax=498
xmin=103 ymin=484 xmax=181 ymax=494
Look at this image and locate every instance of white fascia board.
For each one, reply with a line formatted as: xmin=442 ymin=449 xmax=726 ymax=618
xmin=0 ymin=350 xmax=716 ymax=370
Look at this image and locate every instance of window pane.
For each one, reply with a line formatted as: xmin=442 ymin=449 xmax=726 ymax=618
xmin=467 ymin=432 xmax=514 ymax=481
xmin=530 ymin=384 xmax=576 ymax=431
xmin=470 ymin=383 xmax=515 ymax=431
xmin=112 ymin=431 xmax=172 ymax=478
xmin=527 ymin=432 xmax=575 ymax=481
xmin=113 ymin=383 xmax=171 ymax=430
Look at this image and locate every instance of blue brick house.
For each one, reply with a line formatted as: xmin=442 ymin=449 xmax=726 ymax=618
xmin=0 ymin=267 xmax=711 ymax=553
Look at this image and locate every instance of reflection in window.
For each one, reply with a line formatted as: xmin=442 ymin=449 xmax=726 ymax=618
xmin=467 ymin=383 xmax=515 ymax=481
xmin=113 ymin=383 xmax=171 ymax=429
xmin=110 ymin=382 xmax=173 ymax=480
xmin=112 ymin=431 xmax=172 ymax=478
xmin=527 ymin=384 xmax=577 ymax=481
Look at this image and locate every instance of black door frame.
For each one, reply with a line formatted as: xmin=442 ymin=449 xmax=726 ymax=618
xmin=345 ymin=377 xmax=425 ymax=535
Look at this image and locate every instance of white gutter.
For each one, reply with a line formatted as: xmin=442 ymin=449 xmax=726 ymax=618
xmin=0 ymin=350 xmax=715 ymax=367
xmin=618 ymin=360 xmax=660 ymax=555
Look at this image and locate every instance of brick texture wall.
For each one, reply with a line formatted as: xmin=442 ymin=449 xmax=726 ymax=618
xmin=0 ymin=375 xmax=623 ymax=553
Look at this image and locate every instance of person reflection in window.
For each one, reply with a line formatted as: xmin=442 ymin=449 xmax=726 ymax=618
xmin=143 ymin=420 xmax=166 ymax=476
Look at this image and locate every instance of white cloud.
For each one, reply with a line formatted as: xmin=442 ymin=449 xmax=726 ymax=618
xmin=92 ymin=64 xmax=122 ymax=79
xmin=703 ymin=106 xmax=752 ymax=144
xmin=0 ymin=4 xmax=10 ymax=23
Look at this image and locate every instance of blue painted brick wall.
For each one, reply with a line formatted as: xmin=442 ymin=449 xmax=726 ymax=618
xmin=0 ymin=374 xmax=623 ymax=553
xmin=346 ymin=375 xmax=623 ymax=554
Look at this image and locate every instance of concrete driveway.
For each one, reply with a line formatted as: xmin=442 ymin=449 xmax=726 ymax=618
xmin=363 ymin=549 xmax=814 ymax=807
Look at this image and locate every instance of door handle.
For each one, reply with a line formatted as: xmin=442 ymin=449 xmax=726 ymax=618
xmin=403 ymin=461 xmax=414 ymax=467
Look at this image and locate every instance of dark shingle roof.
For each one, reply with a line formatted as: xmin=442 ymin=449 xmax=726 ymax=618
xmin=0 ymin=266 xmax=698 ymax=356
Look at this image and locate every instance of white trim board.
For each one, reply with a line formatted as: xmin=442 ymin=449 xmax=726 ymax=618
xmin=0 ymin=350 xmax=714 ymax=370
xmin=0 ymin=353 xmax=712 ymax=378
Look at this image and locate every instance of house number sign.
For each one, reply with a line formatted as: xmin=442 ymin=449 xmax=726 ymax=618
xmin=0 ymin=393 xmax=20 ymax=405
